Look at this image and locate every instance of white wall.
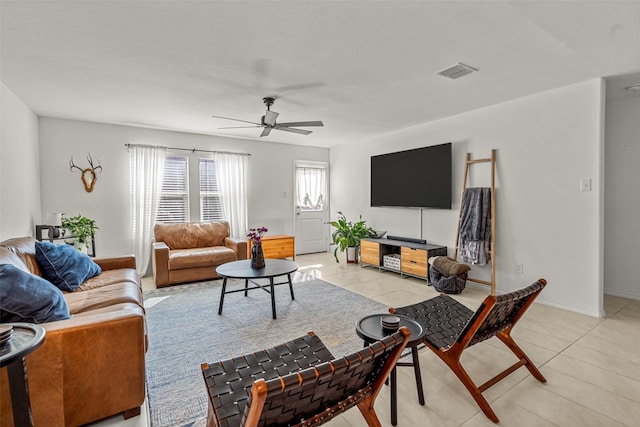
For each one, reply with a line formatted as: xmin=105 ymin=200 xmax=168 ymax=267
xmin=0 ymin=83 xmax=41 ymax=240
xmin=604 ymin=95 xmax=640 ymax=300
xmin=331 ymin=79 xmax=605 ymax=317
xmin=38 ymin=118 xmax=328 ymax=258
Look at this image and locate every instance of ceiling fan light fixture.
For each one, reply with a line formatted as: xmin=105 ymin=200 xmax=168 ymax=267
xmin=436 ymin=63 xmax=478 ymax=80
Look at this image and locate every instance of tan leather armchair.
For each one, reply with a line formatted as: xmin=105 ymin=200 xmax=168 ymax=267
xmin=152 ymin=221 xmax=247 ymax=287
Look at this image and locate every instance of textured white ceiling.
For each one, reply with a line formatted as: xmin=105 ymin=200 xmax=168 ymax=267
xmin=2 ymin=1 xmax=639 ymax=148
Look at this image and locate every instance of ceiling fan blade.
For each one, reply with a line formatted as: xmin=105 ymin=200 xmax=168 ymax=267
xmin=274 ymin=126 xmax=312 ymax=135
xmin=275 ymin=121 xmax=324 ymax=127
xmin=218 ymin=125 xmax=262 ymax=129
xmin=264 ymin=110 xmax=279 ymax=127
xmin=212 ymin=115 xmax=261 ymax=126
xmin=260 ymin=127 xmax=272 ymax=137
xmin=273 ymin=82 xmax=326 ymax=93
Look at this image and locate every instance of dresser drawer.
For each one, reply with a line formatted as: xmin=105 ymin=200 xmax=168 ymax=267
xmin=360 ymin=240 xmax=380 ymax=266
xmin=249 ymin=235 xmax=295 ymax=260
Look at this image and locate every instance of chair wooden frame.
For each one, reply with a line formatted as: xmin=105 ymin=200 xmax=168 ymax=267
xmin=201 ymin=328 xmax=410 ymax=427
xmin=391 ymin=279 xmax=547 ymax=423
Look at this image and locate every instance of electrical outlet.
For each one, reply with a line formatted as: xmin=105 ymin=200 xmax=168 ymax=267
xmin=516 ymin=263 xmax=524 ymax=274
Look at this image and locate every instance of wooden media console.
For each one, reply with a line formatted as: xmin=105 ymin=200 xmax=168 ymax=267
xmin=361 ymin=237 xmax=447 ymax=281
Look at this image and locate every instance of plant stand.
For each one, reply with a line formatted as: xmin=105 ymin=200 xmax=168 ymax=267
xmin=35 ymin=225 xmax=96 ymax=257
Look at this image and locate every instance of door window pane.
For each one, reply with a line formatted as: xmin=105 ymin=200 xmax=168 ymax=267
xmin=296 ymin=165 xmax=327 ymax=212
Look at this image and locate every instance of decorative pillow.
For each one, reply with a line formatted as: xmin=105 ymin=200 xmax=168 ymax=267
xmin=35 ymin=241 xmax=102 ymax=292
xmin=429 ymin=256 xmax=471 ymax=276
xmin=0 ymin=264 xmax=71 ymax=323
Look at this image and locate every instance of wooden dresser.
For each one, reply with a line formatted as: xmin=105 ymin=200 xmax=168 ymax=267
xmin=248 ymin=235 xmax=295 ymax=260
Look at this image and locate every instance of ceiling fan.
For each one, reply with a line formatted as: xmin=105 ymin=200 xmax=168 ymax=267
xmin=212 ymin=97 xmax=323 ymax=137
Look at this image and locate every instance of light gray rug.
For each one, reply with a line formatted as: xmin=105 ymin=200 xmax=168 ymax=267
xmin=143 ymin=274 xmax=391 ymax=427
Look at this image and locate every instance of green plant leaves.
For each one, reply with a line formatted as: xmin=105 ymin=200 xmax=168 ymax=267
xmin=327 ymin=211 xmax=376 ymax=263
xmin=60 ymin=214 xmax=98 ymax=244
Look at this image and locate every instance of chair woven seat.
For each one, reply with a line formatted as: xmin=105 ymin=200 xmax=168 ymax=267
xmin=391 ymin=279 xmax=548 ymax=423
xmin=394 ymin=295 xmax=474 ymax=350
xmin=202 ymin=328 xmax=410 ymax=427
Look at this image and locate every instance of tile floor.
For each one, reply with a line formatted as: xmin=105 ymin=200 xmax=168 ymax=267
xmin=92 ymin=252 xmax=640 ymax=427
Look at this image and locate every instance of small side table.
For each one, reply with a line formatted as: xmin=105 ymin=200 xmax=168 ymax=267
xmin=0 ymin=323 xmax=46 ymax=427
xmin=356 ymin=314 xmax=426 ymax=426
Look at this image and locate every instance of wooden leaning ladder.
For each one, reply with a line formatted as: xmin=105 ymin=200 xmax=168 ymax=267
xmin=453 ymin=150 xmax=497 ymax=295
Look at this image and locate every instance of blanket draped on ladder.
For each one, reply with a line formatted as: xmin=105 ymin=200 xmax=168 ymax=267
xmin=458 ymin=187 xmax=491 ymax=265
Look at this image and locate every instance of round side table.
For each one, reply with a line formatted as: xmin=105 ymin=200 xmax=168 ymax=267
xmin=356 ymin=314 xmax=426 ymax=426
xmin=0 ymin=323 xmax=46 ymax=427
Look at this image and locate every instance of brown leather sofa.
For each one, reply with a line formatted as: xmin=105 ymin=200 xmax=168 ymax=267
xmin=152 ymin=221 xmax=247 ymax=287
xmin=0 ymin=237 xmax=146 ymax=427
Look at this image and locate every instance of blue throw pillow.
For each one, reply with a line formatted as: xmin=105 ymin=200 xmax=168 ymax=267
xmin=35 ymin=241 xmax=101 ymax=292
xmin=0 ymin=264 xmax=71 ymax=323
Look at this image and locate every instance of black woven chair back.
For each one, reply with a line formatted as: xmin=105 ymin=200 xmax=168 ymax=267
xmin=243 ymin=331 xmax=405 ymax=427
xmin=463 ymin=280 xmax=546 ymax=347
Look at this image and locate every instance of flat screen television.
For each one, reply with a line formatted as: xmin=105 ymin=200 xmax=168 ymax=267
xmin=371 ymin=142 xmax=452 ymax=209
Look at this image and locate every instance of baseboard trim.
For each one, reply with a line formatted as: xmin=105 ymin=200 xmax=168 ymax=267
xmin=604 ymin=289 xmax=640 ymax=301
xmin=533 ymin=298 xmax=605 ymax=318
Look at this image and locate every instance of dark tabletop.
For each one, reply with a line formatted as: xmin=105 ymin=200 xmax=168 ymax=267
xmin=356 ymin=314 xmax=425 ymax=347
xmin=0 ymin=323 xmax=46 ymax=367
xmin=216 ymin=259 xmax=299 ymax=279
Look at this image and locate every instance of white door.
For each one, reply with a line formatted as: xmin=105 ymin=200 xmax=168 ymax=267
xmin=294 ymin=161 xmax=329 ymax=254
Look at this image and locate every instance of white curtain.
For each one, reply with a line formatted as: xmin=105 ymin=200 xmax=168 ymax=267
xmin=296 ymin=165 xmax=327 ymax=210
xmin=129 ymin=145 xmax=167 ymax=276
xmin=215 ymin=152 xmax=248 ymax=238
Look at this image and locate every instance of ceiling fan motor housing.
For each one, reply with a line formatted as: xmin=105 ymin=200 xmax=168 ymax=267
xmin=263 ymin=97 xmax=275 ymax=109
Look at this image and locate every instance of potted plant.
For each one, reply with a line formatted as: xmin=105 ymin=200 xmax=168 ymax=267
xmin=328 ymin=211 xmax=376 ymax=263
xmin=61 ymin=213 xmax=98 ymax=254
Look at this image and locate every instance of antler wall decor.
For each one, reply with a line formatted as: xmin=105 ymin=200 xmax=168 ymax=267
xmin=69 ymin=153 xmax=102 ymax=192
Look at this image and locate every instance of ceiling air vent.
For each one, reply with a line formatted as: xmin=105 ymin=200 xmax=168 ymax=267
xmin=436 ymin=63 xmax=478 ymax=79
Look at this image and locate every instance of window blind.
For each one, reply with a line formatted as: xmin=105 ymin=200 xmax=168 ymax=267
xmin=156 ymin=156 xmax=189 ymax=223
xmin=199 ymin=158 xmax=225 ymax=222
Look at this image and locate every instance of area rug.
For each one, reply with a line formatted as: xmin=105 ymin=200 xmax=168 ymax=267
xmin=143 ymin=273 xmax=391 ymax=427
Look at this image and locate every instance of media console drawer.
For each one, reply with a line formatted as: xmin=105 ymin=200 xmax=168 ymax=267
xmin=360 ymin=240 xmax=380 ymax=266
xmin=401 ymin=247 xmax=428 ymax=277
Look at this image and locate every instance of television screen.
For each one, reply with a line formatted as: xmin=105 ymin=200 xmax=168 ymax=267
xmin=371 ymin=143 xmax=452 ymax=209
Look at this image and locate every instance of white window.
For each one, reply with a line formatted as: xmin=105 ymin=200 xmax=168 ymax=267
xmin=199 ymin=158 xmax=225 ymax=222
xmin=150 ymin=151 xmax=247 ymax=237
xmin=156 ymin=155 xmax=189 ymax=223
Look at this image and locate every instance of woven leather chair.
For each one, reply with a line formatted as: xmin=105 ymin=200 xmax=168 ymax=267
xmin=391 ymin=279 xmax=547 ymax=423
xmin=201 ymin=328 xmax=410 ymax=427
